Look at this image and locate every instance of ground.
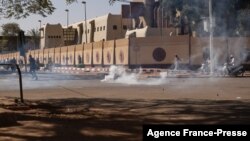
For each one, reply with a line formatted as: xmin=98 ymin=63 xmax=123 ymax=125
xmin=0 ymin=71 xmax=250 ymax=141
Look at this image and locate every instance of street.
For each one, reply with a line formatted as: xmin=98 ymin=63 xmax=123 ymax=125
xmin=0 ymin=70 xmax=250 ymax=141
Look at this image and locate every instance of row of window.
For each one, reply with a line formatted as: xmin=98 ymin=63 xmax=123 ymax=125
xmin=46 ymin=25 xmax=128 ymax=39
xmin=82 ymin=25 xmax=128 ymax=34
xmin=48 ymin=36 xmax=61 ymax=39
xmin=95 ymin=26 xmax=106 ymax=32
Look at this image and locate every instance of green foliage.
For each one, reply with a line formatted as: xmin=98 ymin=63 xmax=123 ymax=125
xmin=0 ymin=38 xmax=8 ymax=51
xmin=0 ymin=0 xmax=78 ymax=19
xmin=1 ymin=22 xmax=20 ymax=36
xmin=27 ymin=28 xmax=40 ymax=49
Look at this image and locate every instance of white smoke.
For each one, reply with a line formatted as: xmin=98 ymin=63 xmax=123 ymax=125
xmin=101 ymin=65 xmax=168 ymax=85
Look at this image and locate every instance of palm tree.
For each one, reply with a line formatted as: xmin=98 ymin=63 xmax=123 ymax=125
xmin=27 ymin=28 xmax=40 ymax=50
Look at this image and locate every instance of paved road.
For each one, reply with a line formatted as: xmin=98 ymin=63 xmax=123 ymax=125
xmin=1 ymin=70 xmax=250 ymax=100
xmin=1 ymin=70 xmax=250 ymax=141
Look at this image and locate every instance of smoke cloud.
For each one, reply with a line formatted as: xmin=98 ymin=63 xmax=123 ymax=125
xmin=101 ymin=65 xmax=168 ymax=85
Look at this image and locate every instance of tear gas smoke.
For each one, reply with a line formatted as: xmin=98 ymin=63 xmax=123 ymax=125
xmin=102 ymin=65 xmax=168 ymax=85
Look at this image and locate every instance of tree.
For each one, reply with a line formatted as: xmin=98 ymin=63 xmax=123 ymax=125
xmin=1 ymin=22 xmax=20 ymax=36
xmin=27 ymin=28 xmax=40 ymax=50
xmin=0 ymin=0 xmax=77 ymax=19
xmin=0 ymin=23 xmax=20 ymax=51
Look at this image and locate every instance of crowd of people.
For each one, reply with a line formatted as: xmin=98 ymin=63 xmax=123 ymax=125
xmin=199 ymin=54 xmax=236 ymax=75
xmin=172 ymin=53 xmax=241 ymax=76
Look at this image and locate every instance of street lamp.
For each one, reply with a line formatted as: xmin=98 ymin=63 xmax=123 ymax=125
xmin=65 ymin=9 xmax=69 ymax=28
xmin=38 ymin=20 xmax=42 ymax=29
xmin=82 ymin=1 xmax=87 ymax=43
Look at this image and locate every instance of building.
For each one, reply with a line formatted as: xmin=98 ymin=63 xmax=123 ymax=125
xmin=2 ymin=0 xmax=249 ymax=70
xmin=40 ymin=23 xmax=64 ymax=49
xmin=40 ymin=0 xmax=177 ymax=49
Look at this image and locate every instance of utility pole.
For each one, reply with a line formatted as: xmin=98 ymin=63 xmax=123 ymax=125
xmin=65 ymin=9 xmax=69 ymax=28
xmin=82 ymin=1 xmax=88 ymax=43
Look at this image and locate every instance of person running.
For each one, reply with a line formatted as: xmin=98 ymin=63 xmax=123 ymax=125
xmin=29 ymin=55 xmax=38 ymax=80
xmin=174 ymin=55 xmax=181 ymax=71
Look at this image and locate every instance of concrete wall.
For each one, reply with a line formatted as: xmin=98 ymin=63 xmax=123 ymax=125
xmin=115 ymin=38 xmax=129 ymax=65
xmin=34 ymin=50 xmax=40 ymax=61
xmin=84 ymin=43 xmax=93 ymax=66
xmin=43 ymin=49 xmax=49 ymax=64
xmin=67 ymin=45 xmax=75 ymax=66
xmin=60 ymin=46 xmax=68 ymax=65
xmin=54 ymin=48 xmax=61 ymax=65
xmin=129 ymin=36 xmax=189 ymax=67
xmin=93 ymin=41 xmax=103 ymax=66
xmin=103 ymin=40 xmax=115 ymax=65
xmin=1 ymin=36 xmax=250 ymax=69
xmin=75 ymin=44 xmax=83 ymax=65
xmin=48 ymin=48 xmax=55 ymax=64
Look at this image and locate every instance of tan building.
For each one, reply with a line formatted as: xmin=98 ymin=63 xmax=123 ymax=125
xmin=40 ymin=23 xmax=64 ymax=49
xmin=68 ymin=13 xmax=129 ymax=44
xmin=40 ymin=0 xmax=175 ymax=49
xmin=41 ymin=13 xmax=130 ymax=49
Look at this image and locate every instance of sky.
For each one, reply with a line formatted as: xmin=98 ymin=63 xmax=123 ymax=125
xmin=0 ymin=0 xmax=122 ymax=34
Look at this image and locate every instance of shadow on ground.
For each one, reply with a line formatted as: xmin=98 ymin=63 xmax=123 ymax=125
xmin=0 ymin=98 xmax=250 ymax=141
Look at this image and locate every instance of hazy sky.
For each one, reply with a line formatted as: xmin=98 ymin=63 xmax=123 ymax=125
xmin=0 ymin=0 xmax=122 ymax=34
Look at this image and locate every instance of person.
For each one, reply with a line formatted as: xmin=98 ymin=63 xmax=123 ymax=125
xmin=29 ymin=55 xmax=38 ymax=80
xmin=204 ymin=59 xmax=211 ymax=73
xmin=10 ymin=57 xmax=17 ymax=72
xmin=229 ymin=54 xmax=235 ymax=67
xmin=18 ymin=58 xmax=24 ymax=69
xmin=78 ymin=55 xmax=82 ymax=64
xmin=221 ymin=63 xmax=228 ymax=76
xmin=47 ymin=58 xmax=53 ymax=71
xmin=174 ymin=55 xmax=181 ymax=70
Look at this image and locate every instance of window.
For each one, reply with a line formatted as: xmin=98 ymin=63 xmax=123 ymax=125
xmin=123 ymin=25 xmax=127 ymax=30
xmin=87 ymin=29 xmax=89 ymax=34
xmin=100 ymin=26 xmax=102 ymax=31
xmin=113 ymin=25 xmax=117 ymax=30
xmin=103 ymin=26 xmax=106 ymax=30
xmin=63 ymin=28 xmax=77 ymax=45
xmin=97 ymin=27 xmax=99 ymax=32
